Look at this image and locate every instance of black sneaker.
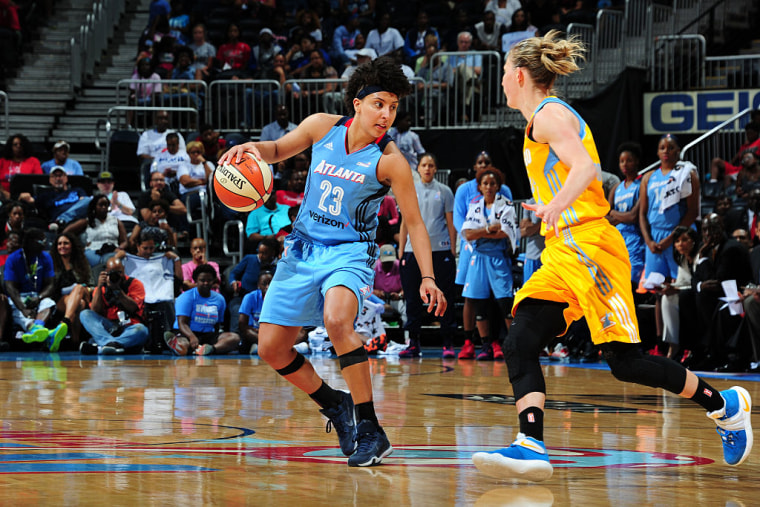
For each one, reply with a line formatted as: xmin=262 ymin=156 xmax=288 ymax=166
xmin=348 ymin=419 xmax=393 ymax=467
xmin=79 ymin=341 xmax=98 ymax=355
xmin=319 ymin=391 xmax=357 ymax=456
xmin=101 ymin=342 xmax=125 ymax=355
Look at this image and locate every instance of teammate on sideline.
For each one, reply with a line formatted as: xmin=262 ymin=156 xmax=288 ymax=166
xmin=472 ymin=30 xmax=753 ymax=482
xmin=219 ymin=56 xmax=446 ymax=467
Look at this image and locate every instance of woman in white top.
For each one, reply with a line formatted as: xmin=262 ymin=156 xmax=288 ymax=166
xmin=65 ymin=194 xmax=127 ymax=266
xmin=177 ymin=140 xmax=213 ymax=198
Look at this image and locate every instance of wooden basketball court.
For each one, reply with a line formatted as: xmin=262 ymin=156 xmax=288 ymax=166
xmin=0 ymin=351 xmax=756 ymax=505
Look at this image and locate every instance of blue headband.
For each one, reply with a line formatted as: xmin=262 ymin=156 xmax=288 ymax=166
xmin=356 ymin=85 xmax=385 ymax=100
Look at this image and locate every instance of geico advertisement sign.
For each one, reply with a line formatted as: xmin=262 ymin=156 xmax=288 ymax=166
xmin=643 ymin=89 xmax=760 ymax=134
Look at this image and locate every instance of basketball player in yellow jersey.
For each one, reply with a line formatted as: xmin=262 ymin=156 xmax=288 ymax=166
xmin=472 ymin=30 xmax=753 ymax=482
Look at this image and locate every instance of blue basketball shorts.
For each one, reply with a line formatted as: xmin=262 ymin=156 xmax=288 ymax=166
xmin=260 ymin=236 xmax=375 ymax=327
xmin=455 ymin=241 xmax=474 ymax=286
xmin=643 ymin=226 xmax=679 ymax=280
xmin=461 ymin=250 xmax=513 ymax=299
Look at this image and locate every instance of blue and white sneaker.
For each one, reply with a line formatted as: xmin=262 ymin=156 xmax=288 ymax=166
xmin=348 ymin=419 xmax=393 ymax=467
xmin=708 ymin=386 xmax=753 ymax=466
xmin=46 ymin=323 xmax=68 ymax=353
xmin=319 ymin=391 xmax=357 ymax=456
xmin=472 ymin=433 xmax=553 ymax=482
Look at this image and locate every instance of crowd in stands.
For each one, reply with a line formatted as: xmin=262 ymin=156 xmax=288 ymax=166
xmin=122 ymin=0 xmax=613 ymax=130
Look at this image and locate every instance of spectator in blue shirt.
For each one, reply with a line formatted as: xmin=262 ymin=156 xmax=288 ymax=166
xmin=165 ymin=264 xmax=240 ymax=355
xmin=245 ymin=193 xmax=291 ymax=247
xmin=228 ymin=238 xmax=279 ymax=333
xmin=239 ymin=270 xmax=273 ymax=354
xmin=41 ymin=140 xmax=84 ymax=176
xmin=330 ymin=13 xmax=361 ymax=71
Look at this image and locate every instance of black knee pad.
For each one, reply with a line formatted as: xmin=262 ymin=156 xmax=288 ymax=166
xmin=601 ymin=342 xmax=687 ymax=394
xmin=338 ymin=346 xmax=368 ymax=369
xmin=504 ymin=300 xmax=567 ymax=400
xmin=276 ymin=352 xmax=306 ymax=376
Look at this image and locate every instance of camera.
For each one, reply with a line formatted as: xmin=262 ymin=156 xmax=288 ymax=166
xmin=108 ymin=271 xmax=121 ymax=284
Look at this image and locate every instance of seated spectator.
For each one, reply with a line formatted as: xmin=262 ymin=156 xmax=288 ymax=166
xmin=193 ymin=124 xmax=226 ymax=163
xmin=387 ymin=110 xmax=424 ymax=176
xmin=485 ymin=0 xmax=522 ymax=29
xmin=177 ymin=140 xmax=212 ymax=198
xmin=50 ymin=232 xmax=92 ymax=346
xmin=116 ymin=232 xmax=182 ymax=345
xmin=0 ymin=200 xmax=24 ymax=250
xmin=238 ymin=270 xmax=273 ymax=354
xmin=735 ymin=149 xmax=760 ymax=200
xmin=151 ymin=132 xmax=189 ymax=191
xmin=689 ymin=213 xmax=752 ymax=370
xmin=167 ymin=46 xmax=202 ymax=109
xmin=448 ymin=31 xmax=483 ymax=122
xmin=40 ymin=140 xmax=83 ymax=175
xmin=276 ymin=204 xmax=299 ymax=245
xmin=252 ymin=28 xmax=283 ymax=80
xmin=403 ymin=10 xmax=439 ymax=65
xmin=181 ymin=237 xmax=220 ymax=291
xmin=94 ymin=171 xmax=139 ymax=233
xmin=366 ymin=11 xmax=405 ymax=58
xmin=414 ymin=37 xmax=453 ymax=124
xmin=245 ymin=193 xmax=291 ymax=250
xmin=128 ymin=55 xmax=163 ymax=127
xmin=227 ymin=237 xmax=279 ymax=333
xmin=260 ymin=104 xmax=297 ymax=142
xmin=474 ymin=11 xmax=506 ymax=53
xmin=5 ymin=228 xmax=67 ymax=351
xmin=137 ymin=110 xmax=187 ymax=176
xmin=130 ymin=199 xmax=176 ymax=252
xmin=292 ymin=49 xmax=340 ymax=116
xmin=64 ymin=195 xmax=128 ymax=266
xmin=285 ymin=34 xmax=328 ymax=79
xmin=330 ymin=13 xmax=361 ymax=71
xmin=0 ymin=230 xmax=21 ymax=267
xmin=36 ymin=167 xmax=91 ymax=228
xmin=372 ymin=244 xmax=406 ymax=326
xmin=189 ymin=23 xmax=216 ymax=80
xmin=137 ymin=171 xmax=186 ymax=221
xmin=79 ymin=256 xmax=150 ymax=355
xmin=710 ymin=122 xmax=760 ymax=189
xmin=164 ymin=264 xmax=240 ymax=355
xmin=275 ymin=164 xmax=306 ymax=206
xmin=0 ymin=133 xmax=42 ymax=200
xmin=441 ymin=8 xmax=476 ymax=51
xmin=168 ymin=1 xmax=190 ymax=44
xmin=376 ymin=194 xmax=400 ymax=246
xmin=660 ymin=226 xmax=699 ymax=360
xmin=215 ymin=22 xmax=253 ymax=79
xmin=340 ymin=47 xmax=377 ymax=81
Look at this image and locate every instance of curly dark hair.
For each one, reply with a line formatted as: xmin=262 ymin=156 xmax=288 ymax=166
xmin=51 ymin=232 xmax=91 ymax=284
xmin=343 ymin=56 xmax=413 ymax=113
xmin=2 ymin=134 xmax=33 ymax=160
xmin=475 ymin=165 xmax=504 ymax=187
xmin=192 ymin=263 xmax=217 ymax=282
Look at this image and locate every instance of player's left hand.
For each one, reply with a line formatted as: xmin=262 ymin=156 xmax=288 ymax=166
xmin=522 ymin=201 xmax=562 ymax=237
xmin=218 ymin=142 xmax=259 ymax=165
xmin=420 ymin=278 xmax=447 ymax=317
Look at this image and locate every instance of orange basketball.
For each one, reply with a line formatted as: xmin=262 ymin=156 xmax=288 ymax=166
xmin=213 ymin=152 xmax=274 ymax=212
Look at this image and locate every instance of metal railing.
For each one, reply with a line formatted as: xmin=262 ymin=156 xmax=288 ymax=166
xmin=704 ymin=55 xmax=760 ymax=89
xmin=223 ymin=220 xmax=245 ymax=266
xmin=639 ymin=108 xmax=752 ymax=178
xmin=282 ymin=78 xmax=348 ymax=123
xmin=649 ymin=34 xmax=706 ymax=91
xmin=116 ymin=79 xmax=209 ymax=113
xmin=558 ymin=24 xmax=595 ymax=98
xmin=70 ymin=0 xmax=125 ymax=93
xmin=0 ymin=91 xmax=8 ymax=141
xmin=207 ymin=79 xmax=282 ymax=135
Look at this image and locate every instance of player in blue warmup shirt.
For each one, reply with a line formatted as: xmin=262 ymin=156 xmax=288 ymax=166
xmin=220 ymin=56 xmax=447 ymax=467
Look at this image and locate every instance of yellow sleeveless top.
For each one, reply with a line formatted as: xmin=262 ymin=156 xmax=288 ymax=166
xmin=523 ymin=97 xmax=609 ymax=235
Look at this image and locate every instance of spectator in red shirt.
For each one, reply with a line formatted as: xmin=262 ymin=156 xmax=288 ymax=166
xmin=216 ymin=22 xmax=252 ymax=78
xmin=711 ymin=121 xmax=760 ymax=189
xmin=0 ymin=134 xmax=42 ymax=200
xmin=275 ymin=161 xmax=307 ymax=206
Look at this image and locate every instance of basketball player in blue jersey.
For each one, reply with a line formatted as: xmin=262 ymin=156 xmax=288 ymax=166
xmin=219 ymin=56 xmax=447 ymax=467
xmin=607 ymin=142 xmax=645 ymax=289
xmin=471 ymin=30 xmax=752 ymax=482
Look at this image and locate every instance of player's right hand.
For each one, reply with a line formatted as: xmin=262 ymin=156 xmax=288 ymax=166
xmin=218 ymin=142 xmax=260 ymax=165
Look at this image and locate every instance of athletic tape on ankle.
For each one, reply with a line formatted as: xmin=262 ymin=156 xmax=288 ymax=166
xmin=338 ymin=346 xmax=368 ymax=369
xmin=276 ymin=352 xmax=306 ymax=376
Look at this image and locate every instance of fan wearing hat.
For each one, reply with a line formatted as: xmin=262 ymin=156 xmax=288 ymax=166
xmin=95 ymin=171 xmax=139 ymax=231
xmin=36 ymin=167 xmax=92 ymax=227
xmin=41 ymin=141 xmax=84 ymax=176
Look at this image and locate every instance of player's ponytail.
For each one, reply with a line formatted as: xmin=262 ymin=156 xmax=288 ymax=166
xmin=509 ymin=30 xmax=586 ymax=92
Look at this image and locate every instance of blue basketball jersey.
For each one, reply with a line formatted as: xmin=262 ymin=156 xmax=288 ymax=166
xmin=291 ymin=117 xmax=391 ymax=247
xmin=613 ymin=179 xmax=642 ymax=239
xmin=646 ymin=167 xmax=685 ymax=230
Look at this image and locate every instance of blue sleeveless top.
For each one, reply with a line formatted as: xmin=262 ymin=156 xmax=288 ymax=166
xmin=291 ymin=117 xmax=391 ymax=246
xmin=646 ymin=167 xmax=685 ymax=230
xmin=613 ymin=179 xmax=642 ymax=239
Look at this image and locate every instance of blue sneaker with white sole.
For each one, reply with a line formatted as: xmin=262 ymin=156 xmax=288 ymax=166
xmin=472 ymin=433 xmax=553 ymax=482
xmin=319 ymin=391 xmax=357 ymax=456
xmin=348 ymin=419 xmax=393 ymax=467
xmin=708 ymin=386 xmax=753 ymax=466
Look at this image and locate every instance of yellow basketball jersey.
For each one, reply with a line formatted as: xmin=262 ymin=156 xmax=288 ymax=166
xmin=523 ymin=97 xmax=609 ymax=235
